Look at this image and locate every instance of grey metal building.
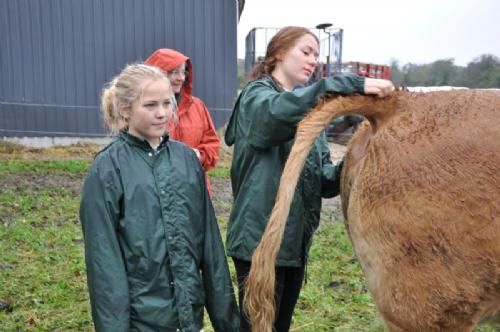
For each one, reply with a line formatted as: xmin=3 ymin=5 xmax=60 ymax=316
xmin=0 ymin=0 xmax=239 ymax=137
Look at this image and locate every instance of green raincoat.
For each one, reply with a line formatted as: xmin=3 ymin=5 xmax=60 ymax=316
xmin=80 ymin=130 xmax=239 ymax=332
xmin=224 ymin=75 xmax=365 ymax=267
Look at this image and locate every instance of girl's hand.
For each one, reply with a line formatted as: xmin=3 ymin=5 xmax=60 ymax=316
xmin=364 ymin=78 xmax=395 ymax=97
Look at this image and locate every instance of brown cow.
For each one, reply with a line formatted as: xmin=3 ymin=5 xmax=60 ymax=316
xmin=244 ymin=90 xmax=500 ymax=332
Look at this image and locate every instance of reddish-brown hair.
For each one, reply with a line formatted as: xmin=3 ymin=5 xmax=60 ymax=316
xmin=249 ymin=26 xmax=319 ymax=81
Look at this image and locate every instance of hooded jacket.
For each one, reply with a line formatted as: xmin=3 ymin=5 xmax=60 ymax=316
xmin=224 ymin=75 xmax=365 ymax=267
xmin=145 ymin=49 xmax=220 ymax=193
xmin=80 ymin=130 xmax=239 ymax=331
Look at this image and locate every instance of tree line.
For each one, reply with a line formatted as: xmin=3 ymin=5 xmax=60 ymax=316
xmin=389 ymin=54 xmax=500 ymax=88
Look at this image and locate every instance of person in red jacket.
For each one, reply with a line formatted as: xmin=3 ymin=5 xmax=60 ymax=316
xmin=145 ymin=49 xmax=220 ymax=193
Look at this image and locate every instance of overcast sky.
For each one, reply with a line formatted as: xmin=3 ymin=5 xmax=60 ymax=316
xmin=237 ymin=0 xmax=500 ymax=66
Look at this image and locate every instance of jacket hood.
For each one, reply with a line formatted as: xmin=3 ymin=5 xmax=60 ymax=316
xmin=145 ymin=49 xmax=194 ymax=110
xmin=225 ymin=77 xmax=276 ymax=146
xmin=224 ymin=101 xmax=238 ymax=146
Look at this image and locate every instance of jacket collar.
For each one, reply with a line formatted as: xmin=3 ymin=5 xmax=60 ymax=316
xmin=119 ymin=129 xmax=170 ymax=151
xmin=264 ymin=75 xmax=286 ymax=92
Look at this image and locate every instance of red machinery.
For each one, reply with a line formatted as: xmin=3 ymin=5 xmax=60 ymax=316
xmin=338 ymin=61 xmax=391 ymax=79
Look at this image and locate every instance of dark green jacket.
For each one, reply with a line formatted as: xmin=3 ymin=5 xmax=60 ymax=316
xmin=80 ymin=131 xmax=239 ymax=332
xmin=224 ymin=75 xmax=365 ymax=267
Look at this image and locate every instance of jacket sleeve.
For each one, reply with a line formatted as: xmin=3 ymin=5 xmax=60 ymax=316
xmin=200 ymin=181 xmax=240 ymax=332
xmin=79 ymin=159 xmax=130 ymax=332
xmin=243 ymin=75 xmax=365 ymax=150
xmin=318 ymin=132 xmax=343 ymax=198
xmin=196 ymin=100 xmax=221 ymax=171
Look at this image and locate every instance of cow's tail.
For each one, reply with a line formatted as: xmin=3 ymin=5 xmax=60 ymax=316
xmin=243 ymin=94 xmax=399 ymax=332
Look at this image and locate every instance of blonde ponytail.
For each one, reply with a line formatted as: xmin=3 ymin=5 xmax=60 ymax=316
xmin=101 ymin=79 xmax=122 ymax=134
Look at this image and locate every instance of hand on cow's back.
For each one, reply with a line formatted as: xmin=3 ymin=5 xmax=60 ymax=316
xmin=364 ymin=78 xmax=395 ymax=97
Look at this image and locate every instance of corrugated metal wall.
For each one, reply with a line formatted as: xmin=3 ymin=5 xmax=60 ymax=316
xmin=0 ymin=0 xmax=238 ymax=137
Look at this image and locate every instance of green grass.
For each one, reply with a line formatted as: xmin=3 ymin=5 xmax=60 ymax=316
xmin=0 ymin=187 xmax=91 ymax=330
xmin=208 ymin=166 xmax=230 ymax=178
xmin=290 ymin=222 xmax=385 ymax=332
xmin=0 ymin=160 xmax=90 ymax=174
xmin=1 ymin=155 xmax=499 ymax=331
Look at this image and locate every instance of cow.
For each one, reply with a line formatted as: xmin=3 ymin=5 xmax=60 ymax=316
xmin=244 ymin=90 xmax=500 ymax=332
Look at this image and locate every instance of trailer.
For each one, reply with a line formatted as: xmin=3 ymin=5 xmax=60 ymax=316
xmin=339 ymin=61 xmax=391 ymax=79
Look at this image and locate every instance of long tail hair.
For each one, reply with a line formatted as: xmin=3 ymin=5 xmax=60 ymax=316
xmin=243 ymin=93 xmax=398 ymax=332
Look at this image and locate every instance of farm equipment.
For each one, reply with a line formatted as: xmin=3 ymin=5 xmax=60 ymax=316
xmin=338 ymin=61 xmax=391 ymax=79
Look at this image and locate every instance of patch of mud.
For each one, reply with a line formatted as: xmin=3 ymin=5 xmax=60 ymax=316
xmin=1 ymin=173 xmax=85 ymax=196
xmin=329 ymin=142 xmax=347 ymax=161
xmin=321 ymin=196 xmax=342 ymax=215
xmin=0 ymin=173 xmax=85 ymax=225
xmin=210 ymin=177 xmax=233 ymax=220
xmin=322 ymin=142 xmax=346 ymax=217
xmin=0 ymin=141 xmax=101 ymax=161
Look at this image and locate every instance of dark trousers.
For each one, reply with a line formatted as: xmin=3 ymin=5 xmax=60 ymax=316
xmin=232 ymin=257 xmax=305 ymax=332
